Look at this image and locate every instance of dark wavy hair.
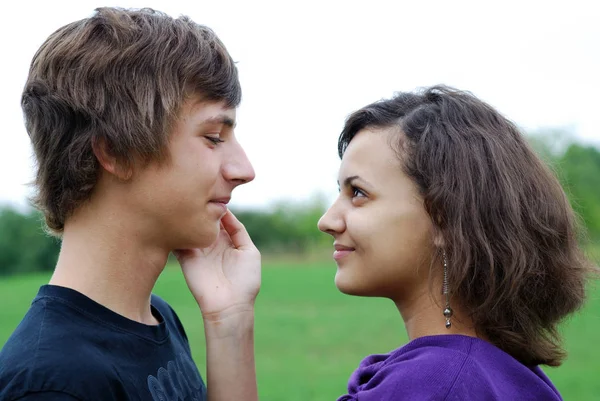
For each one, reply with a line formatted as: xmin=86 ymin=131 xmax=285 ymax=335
xmin=339 ymin=85 xmax=596 ymax=366
xmin=21 ymin=7 xmax=241 ymax=234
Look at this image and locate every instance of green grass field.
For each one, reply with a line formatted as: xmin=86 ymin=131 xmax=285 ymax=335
xmin=1 ymin=262 xmax=599 ymax=400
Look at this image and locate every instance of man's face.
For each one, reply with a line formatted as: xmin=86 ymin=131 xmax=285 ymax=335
xmin=126 ymin=98 xmax=255 ymax=249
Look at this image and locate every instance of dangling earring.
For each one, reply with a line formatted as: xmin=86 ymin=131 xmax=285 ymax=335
xmin=442 ymin=250 xmax=453 ymax=329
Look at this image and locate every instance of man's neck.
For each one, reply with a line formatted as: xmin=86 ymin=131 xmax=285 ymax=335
xmin=50 ymin=207 xmax=170 ymax=326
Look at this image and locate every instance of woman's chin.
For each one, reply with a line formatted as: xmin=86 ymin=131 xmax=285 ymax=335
xmin=335 ymin=271 xmax=368 ymax=296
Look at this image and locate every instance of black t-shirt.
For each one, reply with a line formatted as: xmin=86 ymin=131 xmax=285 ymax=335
xmin=0 ymin=285 xmax=207 ymax=401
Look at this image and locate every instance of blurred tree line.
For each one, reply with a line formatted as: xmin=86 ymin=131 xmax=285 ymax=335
xmin=0 ymin=207 xmax=61 ymax=276
xmin=0 ymin=195 xmax=332 ymax=276
xmin=0 ymin=129 xmax=598 ymax=276
xmin=528 ymin=129 xmax=600 ymax=241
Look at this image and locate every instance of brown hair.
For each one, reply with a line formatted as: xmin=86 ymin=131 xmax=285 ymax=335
xmin=22 ymin=7 xmax=241 ymax=233
xmin=339 ymin=85 xmax=596 ymax=366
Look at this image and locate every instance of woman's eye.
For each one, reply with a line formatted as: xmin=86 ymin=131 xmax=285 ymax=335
xmin=351 ymin=186 xmax=366 ymax=198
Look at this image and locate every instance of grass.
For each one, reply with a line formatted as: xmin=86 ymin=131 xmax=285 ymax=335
xmin=1 ymin=261 xmax=599 ymax=400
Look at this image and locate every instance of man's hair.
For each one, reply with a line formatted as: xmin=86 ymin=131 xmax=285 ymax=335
xmin=339 ymin=85 xmax=596 ymax=367
xmin=22 ymin=7 xmax=241 ymax=233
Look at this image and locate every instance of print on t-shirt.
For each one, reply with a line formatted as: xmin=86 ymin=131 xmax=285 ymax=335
xmin=147 ymin=352 xmax=206 ymax=401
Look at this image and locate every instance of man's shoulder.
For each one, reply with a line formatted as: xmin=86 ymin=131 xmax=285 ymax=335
xmin=0 ymin=291 xmax=100 ymax=351
xmin=0 ymin=338 xmax=122 ymax=401
xmin=1 ymin=291 xmax=139 ymax=400
xmin=0 ymin=295 xmax=80 ymax=363
xmin=0 ymin=288 xmax=201 ymax=401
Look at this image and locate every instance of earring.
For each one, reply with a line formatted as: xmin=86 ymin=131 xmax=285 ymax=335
xmin=442 ymin=251 xmax=453 ymax=329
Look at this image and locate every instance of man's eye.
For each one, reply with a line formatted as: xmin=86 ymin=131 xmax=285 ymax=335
xmin=205 ymin=136 xmax=224 ymax=144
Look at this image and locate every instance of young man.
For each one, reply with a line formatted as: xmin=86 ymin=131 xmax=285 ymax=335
xmin=0 ymin=7 xmax=260 ymax=401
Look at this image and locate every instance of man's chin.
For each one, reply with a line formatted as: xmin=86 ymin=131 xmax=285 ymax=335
xmin=174 ymin=226 xmax=220 ymax=250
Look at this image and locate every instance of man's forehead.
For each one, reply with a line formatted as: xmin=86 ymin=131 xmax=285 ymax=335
xmin=186 ymin=99 xmax=236 ymax=122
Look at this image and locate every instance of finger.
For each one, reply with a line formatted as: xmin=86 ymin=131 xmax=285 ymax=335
xmin=212 ymin=219 xmax=233 ymax=246
xmin=220 ymin=210 xmax=255 ymax=250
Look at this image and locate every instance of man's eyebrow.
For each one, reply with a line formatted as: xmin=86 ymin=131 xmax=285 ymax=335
xmin=200 ymin=115 xmax=236 ymax=128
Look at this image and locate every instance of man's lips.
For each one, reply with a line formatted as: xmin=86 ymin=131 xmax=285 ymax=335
xmin=210 ymin=197 xmax=231 ymax=204
xmin=209 ymin=197 xmax=230 ymax=214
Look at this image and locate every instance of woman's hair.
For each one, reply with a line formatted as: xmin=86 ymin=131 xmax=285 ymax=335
xmin=22 ymin=7 xmax=241 ymax=234
xmin=339 ymin=85 xmax=596 ymax=366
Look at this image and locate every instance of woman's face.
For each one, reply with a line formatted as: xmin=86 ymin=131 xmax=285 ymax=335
xmin=318 ymin=128 xmax=435 ymax=301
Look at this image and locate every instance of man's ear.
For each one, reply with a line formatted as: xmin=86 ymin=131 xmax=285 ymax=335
xmin=92 ymin=137 xmax=133 ymax=180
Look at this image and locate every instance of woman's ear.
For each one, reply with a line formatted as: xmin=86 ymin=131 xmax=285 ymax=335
xmin=433 ymin=232 xmax=446 ymax=249
xmin=92 ymin=136 xmax=133 ymax=180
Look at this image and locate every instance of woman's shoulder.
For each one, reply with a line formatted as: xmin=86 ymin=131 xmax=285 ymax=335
xmin=341 ymin=335 xmax=562 ymax=400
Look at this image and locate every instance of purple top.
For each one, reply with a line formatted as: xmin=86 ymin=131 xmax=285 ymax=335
xmin=338 ymin=335 xmax=562 ymax=400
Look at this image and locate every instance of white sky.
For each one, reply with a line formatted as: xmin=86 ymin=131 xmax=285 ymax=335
xmin=1 ymin=0 xmax=599 ymax=211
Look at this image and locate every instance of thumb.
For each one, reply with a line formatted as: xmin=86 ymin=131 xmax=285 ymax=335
xmin=220 ymin=210 xmax=255 ymax=250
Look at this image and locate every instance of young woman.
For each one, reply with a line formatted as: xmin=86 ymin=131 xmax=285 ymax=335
xmin=318 ymin=85 xmax=596 ymax=400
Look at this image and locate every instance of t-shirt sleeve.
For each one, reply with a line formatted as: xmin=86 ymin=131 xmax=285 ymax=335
xmin=13 ymin=392 xmax=82 ymax=401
